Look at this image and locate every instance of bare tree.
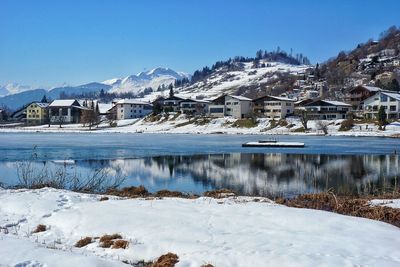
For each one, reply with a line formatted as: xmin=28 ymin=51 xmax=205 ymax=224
xmin=295 ymin=108 xmax=309 ymax=130
xmin=81 ymin=109 xmax=99 ymax=130
xmin=316 ymin=120 xmax=329 ymax=135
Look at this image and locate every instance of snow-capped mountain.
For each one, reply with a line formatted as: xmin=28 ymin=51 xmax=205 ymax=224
xmin=0 ymin=83 xmax=33 ymax=97
xmin=105 ymin=67 xmax=190 ymax=95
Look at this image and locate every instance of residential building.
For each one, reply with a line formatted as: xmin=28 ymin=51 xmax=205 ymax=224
xmin=162 ymin=96 xmax=185 ymax=112
xmin=114 ymin=99 xmax=153 ymax=120
xmin=49 ymin=99 xmax=83 ymax=124
xmin=303 ymin=100 xmax=351 ymax=120
xmin=179 ymin=99 xmax=209 ymax=115
xmin=26 ymin=102 xmax=49 ymax=125
xmin=363 ymin=91 xmax=400 ymax=120
xmin=209 ymin=95 xmax=251 ymax=119
xmin=252 ymin=95 xmax=295 ymax=119
xmin=344 ymin=85 xmax=381 ymax=112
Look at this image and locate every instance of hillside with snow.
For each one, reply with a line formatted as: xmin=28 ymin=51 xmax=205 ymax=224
xmin=138 ymin=60 xmax=311 ymax=102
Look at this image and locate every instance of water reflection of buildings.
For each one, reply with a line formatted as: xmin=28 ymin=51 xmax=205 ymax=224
xmin=72 ymin=153 xmax=400 ymax=197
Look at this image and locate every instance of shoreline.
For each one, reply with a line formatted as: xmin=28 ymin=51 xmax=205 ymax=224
xmin=0 ymin=187 xmax=399 ymax=266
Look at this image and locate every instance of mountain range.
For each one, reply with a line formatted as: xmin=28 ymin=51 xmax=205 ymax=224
xmin=0 ymin=68 xmax=190 ymax=110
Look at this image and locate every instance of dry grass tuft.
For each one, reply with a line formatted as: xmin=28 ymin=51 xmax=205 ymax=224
xmin=151 ymin=253 xmax=179 ymax=267
xmin=75 ymin=237 xmax=93 ymax=248
xmin=112 ymin=239 xmax=129 ymax=249
xmin=99 ymin=196 xmax=109 ymax=201
xmin=201 ymin=264 xmax=215 ymax=267
xmin=203 ymin=188 xmax=236 ymax=198
xmin=154 ymin=190 xmax=186 ymax=198
xmin=276 ymin=192 xmax=400 ymax=228
xmin=99 ymin=233 xmax=122 ymax=242
xmin=32 ymin=224 xmax=47 ymax=233
xmin=106 ymin=186 xmax=150 ymax=198
xmin=100 ymin=240 xmax=114 ymax=248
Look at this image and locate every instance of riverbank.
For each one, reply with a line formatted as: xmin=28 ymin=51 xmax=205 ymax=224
xmin=0 ymin=115 xmax=399 ymax=137
xmin=0 ymin=187 xmax=399 ymax=266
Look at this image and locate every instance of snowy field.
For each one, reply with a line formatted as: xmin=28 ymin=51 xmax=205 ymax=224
xmin=1 ymin=115 xmax=399 ymax=137
xmin=0 ymin=188 xmax=399 ymax=266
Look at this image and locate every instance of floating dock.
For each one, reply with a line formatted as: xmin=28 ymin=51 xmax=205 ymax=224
xmin=242 ymin=141 xmax=305 ymax=148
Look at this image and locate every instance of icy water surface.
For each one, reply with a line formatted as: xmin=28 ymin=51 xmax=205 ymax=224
xmin=0 ymin=133 xmax=399 ymax=197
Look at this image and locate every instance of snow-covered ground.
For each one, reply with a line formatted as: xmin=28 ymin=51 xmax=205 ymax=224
xmin=0 ymin=188 xmax=399 ymax=266
xmin=1 ymin=115 xmax=399 ymax=137
xmin=370 ymin=199 xmax=400 ymax=209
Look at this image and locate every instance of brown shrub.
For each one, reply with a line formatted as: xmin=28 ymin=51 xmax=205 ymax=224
xmin=203 ymin=189 xmax=236 ymax=198
xmin=99 ymin=233 xmax=122 ymax=243
xmin=201 ymin=264 xmax=215 ymax=267
xmin=75 ymin=237 xmax=93 ymax=248
xmin=99 ymin=196 xmax=109 ymax=201
xmin=152 ymin=253 xmax=179 ymax=267
xmin=100 ymin=240 xmax=114 ymax=248
xmin=276 ymin=192 xmax=400 ymax=228
xmin=154 ymin=190 xmax=186 ymax=198
xmin=32 ymin=224 xmax=47 ymax=233
xmin=112 ymin=239 xmax=129 ymax=249
xmin=106 ymin=186 xmax=150 ymax=198
xmin=338 ymin=119 xmax=354 ymax=131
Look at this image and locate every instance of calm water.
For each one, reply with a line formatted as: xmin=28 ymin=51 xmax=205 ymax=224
xmin=0 ymin=133 xmax=399 ymax=197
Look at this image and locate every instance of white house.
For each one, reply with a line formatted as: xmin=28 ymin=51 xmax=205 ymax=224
xmin=363 ymin=91 xmax=400 ymax=120
xmin=209 ymin=95 xmax=252 ymax=119
xmin=252 ymin=95 xmax=295 ymax=119
xmin=303 ymin=100 xmax=351 ymax=120
xmin=114 ymin=99 xmax=153 ymax=120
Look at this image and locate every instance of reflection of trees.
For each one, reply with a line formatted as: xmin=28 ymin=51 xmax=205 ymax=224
xmin=69 ymin=154 xmax=400 ymax=197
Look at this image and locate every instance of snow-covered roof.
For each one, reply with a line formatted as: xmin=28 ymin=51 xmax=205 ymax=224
xmin=49 ymin=100 xmax=79 ymax=107
xmin=115 ymin=99 xmax=152 ymax=105
xmin=267 ymin=96 xmax=295 ymax=102
xmin=362 ymin=86 xmax=382 ymax=92
xmin=323 ymin=100 xmax=351 ymax=107
xmin=98 ymin=103 xmax=113 ymax=113
xmin=30 ymin=102 xmax=49 ymax=108
xmin=382 ymin=92 xmax=400 ymax=101
xmin=228 ymin=95 xmax=252 ymax=101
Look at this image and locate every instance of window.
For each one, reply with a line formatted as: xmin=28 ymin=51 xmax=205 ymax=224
xmin=226 ymin=102 xmax=231 ymax=105
xmin=139 ymin=110 xmax=142 ymax=113
xmin=286 ymin=102 xmax=292 ymax=106
xmin=210 ymin=108 xmax=224 ymax=113
xmin=390 ymin=106 xmax=396 ymax=111
xmin=121 ymin=109 xmax=123 ymax=113
xmin=380 ymin=95 xmax=388 ymax=102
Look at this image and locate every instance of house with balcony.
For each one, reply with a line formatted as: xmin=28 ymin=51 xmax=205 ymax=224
xmin=363 ymin=91 xmax=400 ymax=120
xmin=179 ymin=99 xmax=210 ymax=116
xmin=162 ymin=95 xmax=185 ymax=112
xmin=209 ymin=95 xmax=252 ymax=119
xmin=49 ymin=99 xmax=84 ymax=124
xmin=26 ymin=102 xmax=49 ymax=125
xmin=344 ymin=85 xmax=381 ymax=113
xmin=252 ymin=95 xmax=295 ymax=119
xmin=113 ymin=99 xmax=153 ymax=120
xmin=303 ymin=100 xmax=351 ymax=120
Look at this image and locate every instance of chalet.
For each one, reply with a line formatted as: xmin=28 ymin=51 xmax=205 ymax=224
xmin=49 ymin=99 xmax=84 ymax=124
xmin=26 ymin=102 xmax=49 ymax=125
xmin=252 ymin=95 xmax=295 ymax=119
xmin=209 ymin=95 xmax=251 ymax=119
xmin=343 ymin=85 xmax=381 ymax=112
xmin=363 ymin=91 xmax=400 ymax=120
xmin=162 ymin=95 xmax=185 ymax=112
xmin=303 ymin=100 xmax=351 ymax=120
xmin=179 ymin=99 xmax=209 ymax=116
xmin=113 ymin=99 xmax=153 ymax=120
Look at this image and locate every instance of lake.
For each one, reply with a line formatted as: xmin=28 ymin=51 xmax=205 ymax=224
xmin=0 ymin=133 xmax=399 ymax=197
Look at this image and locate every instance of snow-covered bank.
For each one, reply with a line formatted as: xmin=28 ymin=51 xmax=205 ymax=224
xmin=0 ymin=115 xmax=399 ymax=137
xmin=0 ymin=188 xmax=399 ymax=266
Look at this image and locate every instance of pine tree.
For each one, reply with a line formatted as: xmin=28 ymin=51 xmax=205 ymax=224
xmin=169 ymin=84 xmax=174 ymax=98
xmin=377 ymin=106 xmax=387 ymax=130
xmin=41 ymin=95 xmax=48 ymax=103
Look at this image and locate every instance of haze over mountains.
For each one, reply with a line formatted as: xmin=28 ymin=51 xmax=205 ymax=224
xmin=0 ymin=68 xmax=190 ymax=110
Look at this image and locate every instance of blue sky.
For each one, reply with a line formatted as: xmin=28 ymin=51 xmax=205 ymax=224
xmin=0 ymin=0 xmax=399 ymax=88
